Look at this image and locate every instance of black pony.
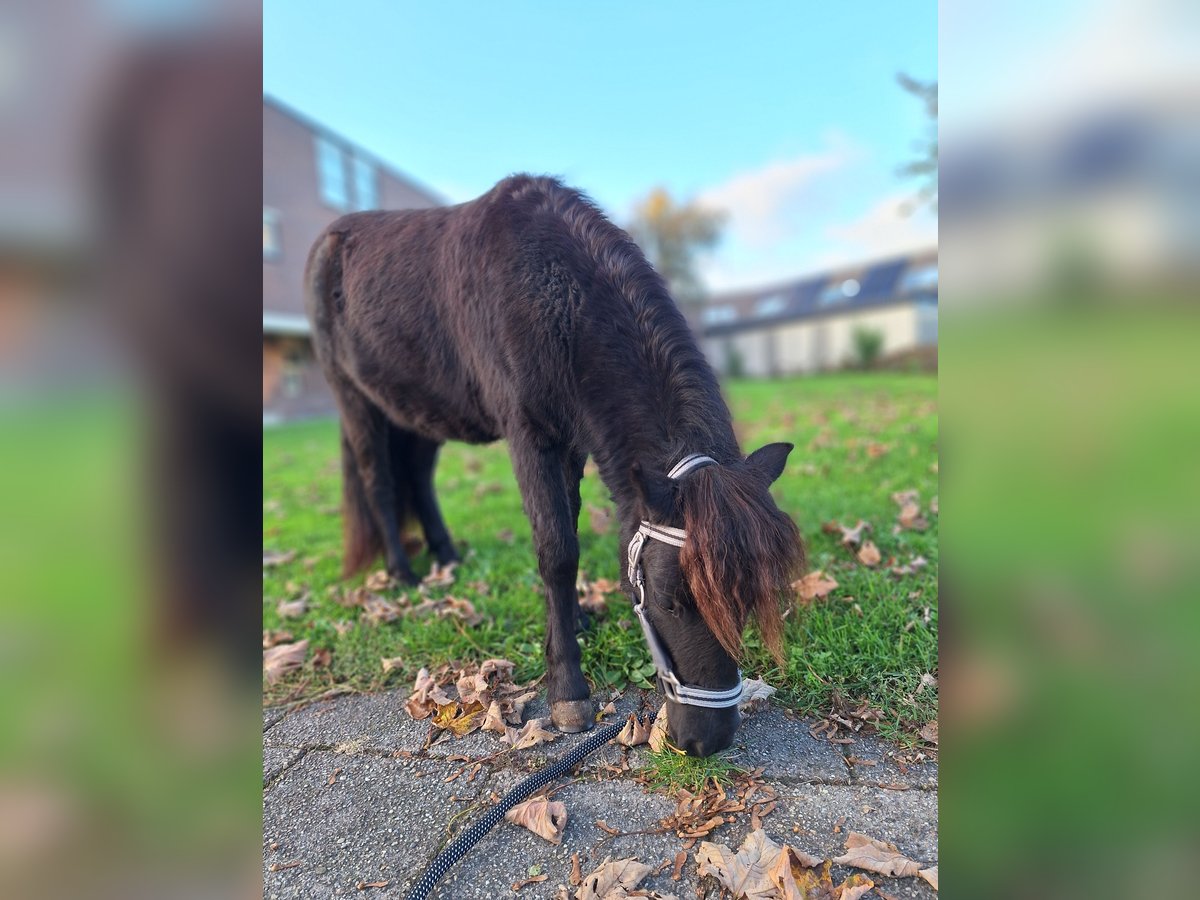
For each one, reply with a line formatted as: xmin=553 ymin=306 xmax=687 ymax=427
xmin=305 ymin=175 xmax=803 ymax=756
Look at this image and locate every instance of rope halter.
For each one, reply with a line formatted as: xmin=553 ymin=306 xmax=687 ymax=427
xmin=626 ymin=453 xmax=744 ymax=709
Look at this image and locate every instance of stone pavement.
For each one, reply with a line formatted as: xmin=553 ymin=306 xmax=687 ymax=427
xmin=263 ymin=689 xmax=937 ymax=899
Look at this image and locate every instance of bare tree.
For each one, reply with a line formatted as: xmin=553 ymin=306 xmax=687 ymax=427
xmin=897 ymin=73 xmax=937 ymax=214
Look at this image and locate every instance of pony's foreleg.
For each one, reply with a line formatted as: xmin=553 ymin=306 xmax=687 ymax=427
xmin=511 ymin=437 xmax=593 ymax=733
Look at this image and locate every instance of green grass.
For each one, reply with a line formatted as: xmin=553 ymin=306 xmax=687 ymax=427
xmin=263 ymin=373 xmax=938 ymax=741
xmin=638 ymin=745 xmax=746 ymax=793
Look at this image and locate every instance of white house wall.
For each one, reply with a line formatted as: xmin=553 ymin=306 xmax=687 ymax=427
xmin=706 ymin=303 xmax=923 ymax=376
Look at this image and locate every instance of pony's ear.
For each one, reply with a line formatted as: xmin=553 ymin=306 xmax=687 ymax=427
xmin=746 ymin=442 xmax=793 ymax=483
xmin=630 ymin=461 xmax=674 ymax=518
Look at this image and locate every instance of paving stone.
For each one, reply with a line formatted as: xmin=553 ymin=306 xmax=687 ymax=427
xmin=264 ymin=746 xmax=304 ymax=788
xmin=262 ymin=691 xmax=429 ymax=754
xmin=263 ymin=752 xmax=492 ymax=899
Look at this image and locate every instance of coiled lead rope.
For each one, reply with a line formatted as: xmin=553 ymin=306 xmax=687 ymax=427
xmin=403 ymin=716 xmax=638 ymax=900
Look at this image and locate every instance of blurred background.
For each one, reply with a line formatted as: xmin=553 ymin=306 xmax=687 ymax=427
xmin=1 ymin=0 xmax=1196 ymax=896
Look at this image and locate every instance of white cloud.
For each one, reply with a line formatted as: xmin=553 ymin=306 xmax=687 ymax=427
xmin=696 ymin=139 xmax=855 ymax=248
xmin=822 ymin=193 xmax=937 ymax=264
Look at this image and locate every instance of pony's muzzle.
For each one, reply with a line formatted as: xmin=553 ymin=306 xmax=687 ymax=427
xmin=668 ymin=701 xmax=740 ymax=757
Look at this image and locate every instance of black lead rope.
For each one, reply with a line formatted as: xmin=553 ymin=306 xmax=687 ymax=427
xmin=404 ymin=717 xmax=638 ymax=900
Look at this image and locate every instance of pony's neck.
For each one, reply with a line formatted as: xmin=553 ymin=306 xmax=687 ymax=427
xmin=576 ymin=298 xmax=740 ymax=518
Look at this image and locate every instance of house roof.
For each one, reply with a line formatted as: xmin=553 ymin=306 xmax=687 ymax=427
xmin=702 ymin=249 xmax=938 ymax=337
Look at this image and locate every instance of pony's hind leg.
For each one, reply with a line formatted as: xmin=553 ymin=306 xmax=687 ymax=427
xmin=510 ymin=435 xmax=593 ymax=733
xmin=332 ymin=375 xmax=418 ymax=585
xmin=396 ymin=431 xmax=460 ymax=566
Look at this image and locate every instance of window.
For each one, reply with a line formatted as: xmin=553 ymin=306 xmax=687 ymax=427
xmin=899 ymin=263 xmax=938 ymax=294
xmin=315 ymin=135 xmax=348 ymax=209
xmin=754 ymin=294 xmax=787 ymax=318
xmin=353 ymin=156 xmax=378 ymax=210
xmin=702 ymin=305 xmax=737 ymax=325
xmin=818 ymin=279 xmax=859 ymax=306
xmin=263 ymin=207 xmax=281 ymax=260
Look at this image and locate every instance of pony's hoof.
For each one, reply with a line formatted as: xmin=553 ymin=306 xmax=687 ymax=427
xmin=551 ymin=699 xmax=595 ymax=734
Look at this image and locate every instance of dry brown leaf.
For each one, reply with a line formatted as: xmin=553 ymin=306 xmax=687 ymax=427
xmin=570 ymin=852 xmax=583 ymax=886
xmin=361 ymin=592 xmax=403 ymax=624
xmin=355 ymin=879 xmax=389 ymax=890
xmin=263 ymin=549 xmax=296 ymax=567
xmin=919 ymin=721 xmax=939 ymax=746
xmin=832 ymin=831 xmax=923 ymax=878
xmin=793 ymin=571 xmax=839 ymax=604
xmin=671 ymin=850 xmax=687 ymax=881
xmin=588 ymin=504 xmax=614 ymax=535
xmin=264 ymin=640 xmax=308 ymax=684
xmin=276 ymin=596 xmax=309 ymax=619
xmin=364 ymin=569 xmax=393 ymax=591
xmin=890 ymin=555 xmax=929 ymax=577
xmin=918 ymin=865 xmax=938 ymax=890
xmin=614 ymin=714 xmax=652 ymax=747
xmin=505 ymin=797 xmax=567 ymax=844
xmin=482 ymin=701 xmax=508 ymax=734
xmin=263 ymin=629 xmax=293 ymax=649
xmin=312 ymin=648 xmax=332 ymax=668
xmin=404 ymin=667 xmax=453 ymax=719
xmin=422 ymin=561 xmax=458 ymax=587
xmin=333 ymin=620 xmax=354 ymax=636
xmin=381 ymin=657 xmax=404 ymax=673
xmin=503 ymin=718 xmax=559 ymax=750
xmin=856 ymin=541 xmax=882 ymax=567
xmin=648 ymin=703 xmax=670 ymax=752
xmin=433 ymin=700 xmax=486 ymax=737
xmin=739 ymin=678 xmax=775 ymax=713
xmin=836 ymin=520 xmax=872 ymax=547
xmin=575 ymin=856 xmax=653 ymax=900
xmin=512 ymin=873 xmax=548 ymax=891
xmin=696 ymin=829 xmax=784 ymax=899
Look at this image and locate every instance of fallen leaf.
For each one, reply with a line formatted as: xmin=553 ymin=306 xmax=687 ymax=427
xmin=697 ymin=829 xmax=784 ymax=899
xmin=327 ymin=767 xmax=342 ymax=785
xmin=856 ymin=541 xmax=882 ymax=567
xmin=263 ymin=550 xmax=296 ymax=568
xmin=588 ymin=504 xmax=614 ymax=535
xmin=268 ymin=860 xmax=301 ymax=872
xmin=648 ymin=704 xmax=670 ymax=752
xmin=263 ymin=640 xmax=308 ymax=684
xmin=836 ymin=519 xmax=872 ymax=547
xmin=333 ymin=620 xmax=354 ymax=636
xmin=575 ymin=856 xmax=655 ymax=900
xmin=505 ymin=798 xmax=568 ymax=844
xmin=512 ymin=873 xmax=549 ymax=890
xmin=570 ymin=852 xmax=583 ymax=886
xmin=503 ymin=718 xmax=559 ymax=749
xmin=381 ymin=657 xmax=404 ymax=673
xmin=263 ymin=629 xmax=294 ymax=649
xmin=614 ymin=714 xmax=652 ymax=747
xmin=422 ymin=561 xmax=458 ymax=587
xmin=364 ymin=569 xmax=393 ymax=591
xmin=433 ymin=700 xmax=486 ymax=737
xmin=671 ymin=850 xmax=687 ymax=881
xmin=890 ymin=555 xmax=929 ymax=577
xmin=793 ymin=571 xmax=838 ymax=604
xmin=276 ymin=596 xmax=309 ymax=619
xmin=361 ymin=592 xmax=403 ymax=624
xmin=739 ymin=678 xmax=775 ymax=713
xmin=312 ymin=648 xmax=332 ymax=668
xmin=919 ymin=721 xmax=939 ymax=746
xmin=918 ymin=865 xmax=938 ymax=890
xmin=482 ymin=701 xmax=508 ymax=734
xmin=832 ymin=831 xmax=923 ymax=878
xmin=595 ymin=820 xmax=622 ymax=836
xmin=355 ymin=879 xmax=389 ymax=890
xmin=404 ymin=668 xmax=453 ymax=719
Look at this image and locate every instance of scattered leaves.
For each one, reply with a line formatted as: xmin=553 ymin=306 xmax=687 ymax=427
xmin=575 ymin=856 xmax=677 ymax=900
xmin=505 ymin=797 xmax=568 ymax=844
xmin=422 ymin=561 xmax=458 ymax=587
xmin=503 ymin=718 xmax=559 ymax=750
xmin=614 ymin=714 xmax=653 ymax=747
xmin=856 ymin=541 xmax=882 ymax=567
xmin=832 ymin=832 xmax=922 ymax=878
xmin=263 ymin=549 xmax=296 ymax=568
xmin=739 ymin=678 xmax=776 ymax=714
xmin=792 ymin=571 xmax=838 ymax=605
xmin=276 ymin=595 xmax=309 ymax=619
xmin=697 ymin=829 xmax=783 ymax=899
xmin=263 ymin=640 xmax=308 ymax=684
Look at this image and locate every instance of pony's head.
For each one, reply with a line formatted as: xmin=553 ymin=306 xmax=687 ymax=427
xmin=626 ymin=443 xmax=803 ymax=756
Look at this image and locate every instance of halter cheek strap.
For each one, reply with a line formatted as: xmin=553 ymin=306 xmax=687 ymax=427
xmin=627 ymin=454 xmax=744 ymax=709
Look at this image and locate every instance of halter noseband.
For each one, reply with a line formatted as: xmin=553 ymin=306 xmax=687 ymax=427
xmin=626 ymin=453 xmax=744 ymax=709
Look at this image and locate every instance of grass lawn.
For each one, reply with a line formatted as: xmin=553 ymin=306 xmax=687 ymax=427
xmin=263 ymin=373 xmax=938 ymax=743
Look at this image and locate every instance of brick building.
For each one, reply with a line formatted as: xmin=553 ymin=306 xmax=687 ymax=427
xmin=263 ymin=96 xmax=442 ymax=422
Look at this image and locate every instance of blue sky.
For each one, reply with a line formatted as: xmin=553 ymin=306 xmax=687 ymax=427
xmin=265 ymin=1 xmax=936 ymax=291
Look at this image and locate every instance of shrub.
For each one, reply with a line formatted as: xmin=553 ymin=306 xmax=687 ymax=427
xmin=852 ymin=327 xmax=884 ymax=369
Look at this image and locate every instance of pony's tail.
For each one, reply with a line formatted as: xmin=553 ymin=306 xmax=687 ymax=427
xmin=340 ymin=427 xmax=382 ymax=577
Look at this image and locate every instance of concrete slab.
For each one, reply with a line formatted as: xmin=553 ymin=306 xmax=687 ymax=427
xmin=841 ymin=731 xmax=939 ymax=791
xmin=264 ymin=746 xmax=305 ymax=788
xmin=731 ymin=708 xmax=853 ymax=785
xmin=263 ymin=691 xmax=430 ymax=754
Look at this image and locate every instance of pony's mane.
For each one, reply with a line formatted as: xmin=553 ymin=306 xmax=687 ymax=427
xmin=678 ymin=465 xmax=804 ymax=664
